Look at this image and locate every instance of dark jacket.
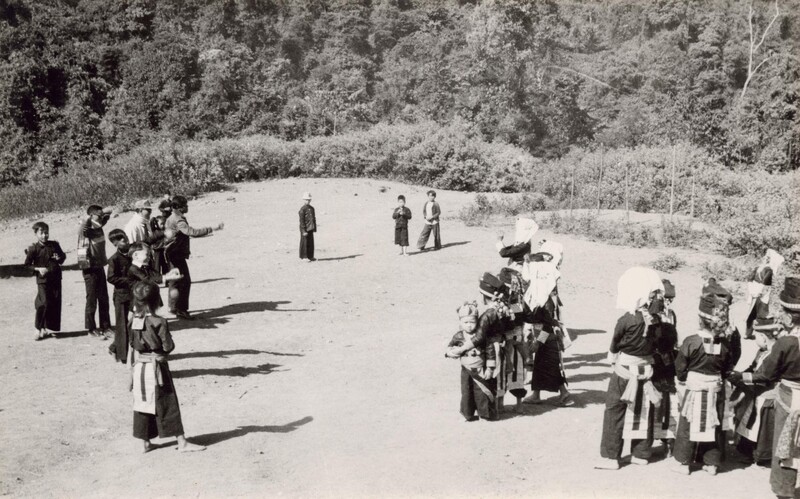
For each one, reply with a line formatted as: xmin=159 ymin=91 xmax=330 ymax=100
xmin=79 ymin=214 xmax=110 ymax=267
xmin=392 ymin=206 xmax=412 ymax=228
xmin=131 ymin=315 xmax=174 ymax=355
xmin=421 ymin=201 xmax=441 ymax=223
xmin=675 ymin=333 xmax=736 ymax=381
xmin=610 ymin=311 xmax=657 ymax=358
xmin=299 ymin=204 xmax=316 ymax=233
xmin=753 ymin=335 xmax=800 ymax=384
xmin=107 ymin=250 xmax=134 ymax=302
xmin=164 ymin=209 xmax=212 ymax=260
xmin=24 ymin=241 xmax=66 ymax=283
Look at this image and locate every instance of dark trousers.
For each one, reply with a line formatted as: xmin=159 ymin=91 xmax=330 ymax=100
xmin=417 ymin=223 xmax=441 ymax=250
xmin=110 ymin=298 xmax=130 ymax=363
xmin=299 ymin=232 xmax=315 ymax=260
xmin=34 ymin=281 xmax=62 ymax=331
xmin=83 ymin=267 xmax=110 ymax=331
xmin=153 ymin=248 xmax=169 ymax=275
xmin=771 ymin=401 xmax=798 ymax=497
xmin=600 ymin=372 xmax=654 ymax=459
xmin=132 ymin=362 xmax=184 ymax=440
xmin=168 ymin=257 xmax=191 ymax=313
xmin=461 ymin=367 xmax=497 ymax=420
xmin=673 ymin=416 xmax=726 ymax=466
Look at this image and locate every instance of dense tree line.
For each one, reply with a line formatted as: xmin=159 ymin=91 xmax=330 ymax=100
xmin=1 ymin=0 xmax=798 ymax=187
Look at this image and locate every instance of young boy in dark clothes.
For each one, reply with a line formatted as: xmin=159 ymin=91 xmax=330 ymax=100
xmin=107 ymin=229 xmax=134 ymax=363
xmin=79 ymin=204 xmax=113 ymax=339
xmin=129 ymin=281 xmax=204 ymax=453
xmin=392 ymin=195 xmax=412 ymax=256
xmin=24 ymin=222 xmax=66 ymax=340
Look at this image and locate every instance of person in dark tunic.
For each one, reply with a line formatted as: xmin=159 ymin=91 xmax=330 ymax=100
xmin=652 ymin=279 xmax=679 ymax=455
xmin=24 ymin=222 xmax=66 ymax=340
xmin=525 ymin=295 xmax=571 ymax=406
xmin=392 ymin=195 xmax=412 ymax=256
xmin=730 ymin=277 xmax=800 ymax=498
xmin=299 ymin=192 xmax=317 ymax=261
xmin=129 ymin=281 xmax=205 ymax=453
xmin=671 ymin=279 xmax=737 ymax=476
xmin=731 ymin=316 xmax=784 ymax=466
xmin=107 ymin=230 xmax=134 ymax=362
xmin=596 ymin=267 xmax=665 ymax=471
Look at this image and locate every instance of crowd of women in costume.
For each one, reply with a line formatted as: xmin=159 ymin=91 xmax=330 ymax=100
xmin=446 ymin=221 xmax=800 ymax=499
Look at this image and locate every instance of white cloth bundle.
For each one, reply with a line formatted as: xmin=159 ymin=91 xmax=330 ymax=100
xmin=540 ymin=240 xmax=564 ymax=268
xmin=523 ymin=260 xmax=560 ymax=309
xmin=616 ymin=267 xmax=664 ymax=313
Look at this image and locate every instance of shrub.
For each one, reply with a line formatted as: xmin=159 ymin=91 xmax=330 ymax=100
xmin=651 ymin=253 xmax=687 ymax=272
xmin=660 ymin=217 xmax=709 ymax=248
xmin=700 ymin=259 xmax=754 ymax=282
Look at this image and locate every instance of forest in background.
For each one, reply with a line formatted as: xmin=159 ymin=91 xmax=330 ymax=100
xmin=0 ymin=0 xmax=798 ymax=256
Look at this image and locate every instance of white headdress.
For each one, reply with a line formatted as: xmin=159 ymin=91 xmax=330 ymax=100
xmin=616 ymin=267 xmax=665 ymax=313
xmin=514 ymin=217 xmax=539 ymax=245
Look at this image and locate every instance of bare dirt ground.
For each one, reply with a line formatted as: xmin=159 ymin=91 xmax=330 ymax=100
xmin=0 ymin=178 xmax=770 ymax=498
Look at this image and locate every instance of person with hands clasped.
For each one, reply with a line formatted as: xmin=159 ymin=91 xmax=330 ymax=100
xmin=24 ymin=222 xmax=66 ymax=340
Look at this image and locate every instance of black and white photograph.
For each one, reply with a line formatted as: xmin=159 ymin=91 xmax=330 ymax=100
xmin=0 ymin=0 xmax=799 ymax=497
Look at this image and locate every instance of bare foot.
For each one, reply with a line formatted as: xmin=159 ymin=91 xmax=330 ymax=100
xmin=178 ymin=441 xmax=206 ymax=452
xmin=142 ymin=440 xmax=152 ymax=453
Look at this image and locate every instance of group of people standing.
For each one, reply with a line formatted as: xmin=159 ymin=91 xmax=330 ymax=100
xmin=24 ymin=194 xmax=223 ymax=452
xmin=445 ymin=218 xmax=572 ymax=421
xmin=596 ymin=250 xmax=800 ymax=499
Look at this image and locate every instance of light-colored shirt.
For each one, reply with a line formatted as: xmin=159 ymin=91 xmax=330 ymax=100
xmin=124 ymin=213 xmax=150 ymax=244
xmin=425 ymin=202 xmax=437 ymax=225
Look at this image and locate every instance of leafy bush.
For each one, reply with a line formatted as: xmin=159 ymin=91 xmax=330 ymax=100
xmin=651 ymin=253 xmax=687 ymax=272
xmin=540 ymin=211 xmax=656 ymax=248
xmin=700 ymin=259 xmax=754 ymax=282
xmin=660 ymin=217 xmax=709 ymax=248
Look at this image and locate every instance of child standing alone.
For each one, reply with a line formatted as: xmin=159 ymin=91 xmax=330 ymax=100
xmin=446 ymin=302 xmax=497 ymax=421
xmin=129 ymin=281 xmax=204 ymax=453
xmin=416 ymin=190 xmax=441 ymax=251
xmin=392 ymin=195 xmax=412 ymax=256
xmin=24 ymin=222 xmax=66 ymax=340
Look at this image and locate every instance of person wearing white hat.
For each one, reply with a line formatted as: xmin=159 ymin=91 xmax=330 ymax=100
xmin=124 ymin=199 xmax=152 ymax=244
xmin=596 ymin=267 xmax=666 ymax=470
xmin=299 ymin=192 xmax=317 ymax=262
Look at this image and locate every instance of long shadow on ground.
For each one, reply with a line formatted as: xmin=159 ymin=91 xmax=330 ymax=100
xmin=501 ymin=388 xmax=607 ymax=420
xmin=171 ymin=300 xmax=313 ymax=332
xmin=569 ymin=328 xmax=606 ymax=337
xmin=411 ymin=241 xmax=470 ymax=256
xmin=192 ymin=416 xmax=314 ymax=446
xmin=563 ymin=352 xmax=608 ymax=370
xmin=314 ymin=254 xmax=362 ymax=262
xmin=170 ymin=349 xmax=304 ymax=361
xmin=192 ymin=277 xmax=234 ymax=285
xmin=171 ymin=362 xmax=282 ymax=379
